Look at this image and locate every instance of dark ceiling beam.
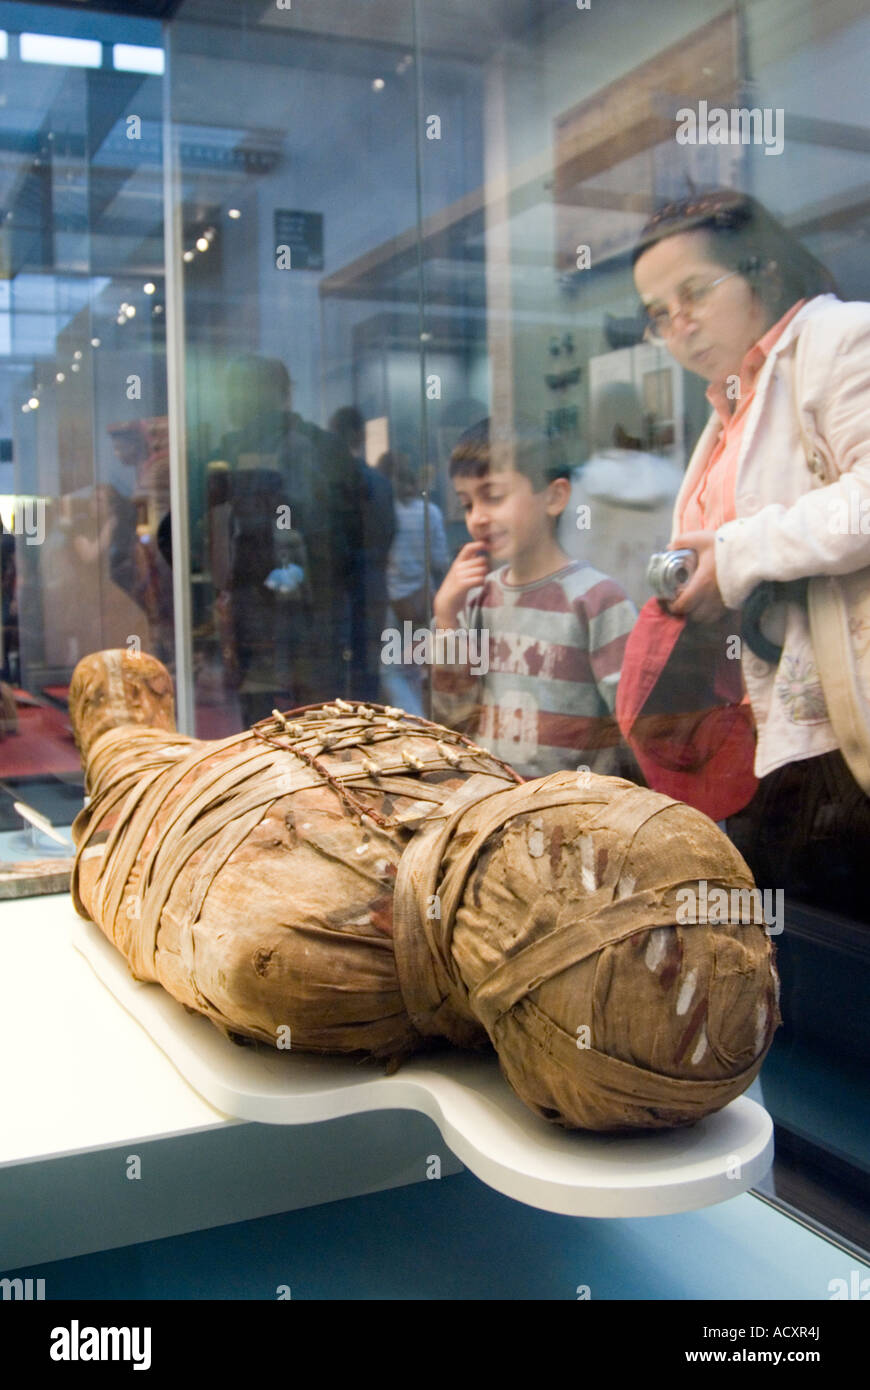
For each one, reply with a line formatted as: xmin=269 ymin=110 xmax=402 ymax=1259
xmin=18 ymin=1 xmax=182 ymax=17
xmin=789 ymin=187 xmax=870 ymax=238
xmin=785 ymin=114 xmax=870 ymax=155
xmin=320 ymin=160 xmax=870 ymax=304
xmin=318 ymin=174 xmax=659 ymax=302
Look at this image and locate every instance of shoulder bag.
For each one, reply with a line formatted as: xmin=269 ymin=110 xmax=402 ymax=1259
xmin=793 ymin=336 xmax=870 ymax=794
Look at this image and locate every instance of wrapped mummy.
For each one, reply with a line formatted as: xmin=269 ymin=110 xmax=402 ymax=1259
xmin=70 ymin=650 xmax=780 ymax=1132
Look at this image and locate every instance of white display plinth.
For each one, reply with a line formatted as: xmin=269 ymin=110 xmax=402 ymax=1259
xmin=72 ymin=911 xmax=774 ymax=1220
xmin=0 ymin=895 xmax=461 ymax=1271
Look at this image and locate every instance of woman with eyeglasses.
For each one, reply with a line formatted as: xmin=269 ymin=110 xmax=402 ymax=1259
xmin=622 ymin=189 xmax=870 ymax=919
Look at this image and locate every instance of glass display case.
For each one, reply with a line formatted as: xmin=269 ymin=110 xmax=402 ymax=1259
xmin=0 ymin=2 xmax=169 ymax=876
xmin=1 ymin=0 xmax=868 ymax=1275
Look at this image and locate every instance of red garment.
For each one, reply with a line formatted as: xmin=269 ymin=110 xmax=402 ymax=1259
xmin=615 ymin=599 xmax=758 ymax=821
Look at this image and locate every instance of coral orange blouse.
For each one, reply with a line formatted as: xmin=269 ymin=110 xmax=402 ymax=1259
xmin=677 ymin=300 xmax=807 ymax=534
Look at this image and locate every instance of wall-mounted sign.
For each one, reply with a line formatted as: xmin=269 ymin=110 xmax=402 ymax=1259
xmin=274 ymin=209 xmax=324 ymax=271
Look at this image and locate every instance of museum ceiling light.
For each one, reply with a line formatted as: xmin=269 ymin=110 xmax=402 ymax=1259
xmin=20 ymin=34 xmax=101 ymax=68
xmin=113 ymin=44 xmax=164 ymax=76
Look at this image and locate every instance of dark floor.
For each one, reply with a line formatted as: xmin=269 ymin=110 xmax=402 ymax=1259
xmin=3 ymin=1164 xmax=865 ymax=1302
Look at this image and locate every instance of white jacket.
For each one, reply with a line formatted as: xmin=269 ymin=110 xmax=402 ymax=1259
xmin=672 ymin=294 xmax=870 ymax=778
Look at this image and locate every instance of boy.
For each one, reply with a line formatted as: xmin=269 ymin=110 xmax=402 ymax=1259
xmin=432 ymin=420 xmax=636 ymax=779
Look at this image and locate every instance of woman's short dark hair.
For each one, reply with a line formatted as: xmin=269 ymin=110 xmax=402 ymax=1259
xmin=632 ymin=188 xmax=839 ymax=317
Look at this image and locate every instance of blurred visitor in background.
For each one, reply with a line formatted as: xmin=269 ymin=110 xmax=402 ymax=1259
xmin=329 ymin=406 xmax=394 ymax=703
xmin=107 ymin=420 xmax=174 ymax=670
xmin=0 ymin=517 xmax=18 ymax=686
xmin=208 ymin=357 xmax=364 ymax=723
xmin=560 ymin=380 xmax=682 ymax=610
xmin=375 ymin=449 xmax=448 ymax=714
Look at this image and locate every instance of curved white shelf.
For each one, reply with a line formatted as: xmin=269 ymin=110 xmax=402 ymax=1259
xmin=72 ymin=915 xmax=774 ymax=1219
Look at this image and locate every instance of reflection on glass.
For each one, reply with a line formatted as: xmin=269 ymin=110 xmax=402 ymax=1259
xmin=0 ymin=1 xmax=169 ymax=871
xmin=170 ymin=1 xmax=421 ymax=737
xmin=0 ymin=0 xmax=852 ymax=1250
xmin=161 ymin=1 xmax=870 ymax=1251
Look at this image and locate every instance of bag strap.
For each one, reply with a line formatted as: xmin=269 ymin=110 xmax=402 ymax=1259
xmin=792 ymin=337 xmax=870 ymax=792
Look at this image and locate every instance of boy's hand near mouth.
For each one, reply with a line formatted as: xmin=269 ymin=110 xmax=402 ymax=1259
xmin=433 ymin=541 xmax=490 ymax=629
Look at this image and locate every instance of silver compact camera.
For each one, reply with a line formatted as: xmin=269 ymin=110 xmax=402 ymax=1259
xmin=646 ymin=548 xmax=698 ymax=601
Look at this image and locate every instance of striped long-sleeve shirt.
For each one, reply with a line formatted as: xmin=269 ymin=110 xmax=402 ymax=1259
xmin=432 ymin=560 xmax=637 ymax=779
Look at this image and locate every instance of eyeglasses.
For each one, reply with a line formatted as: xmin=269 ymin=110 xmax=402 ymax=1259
xmin=641 ymin=270 xmax=740 ymax=341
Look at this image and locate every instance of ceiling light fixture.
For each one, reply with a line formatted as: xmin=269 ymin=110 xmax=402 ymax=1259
xmin=20 ymin=33 xmax=101 ymax=69
xmin=113 ymin=44 xmax=165 ymax=77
